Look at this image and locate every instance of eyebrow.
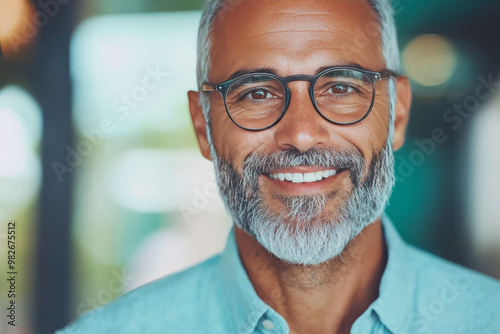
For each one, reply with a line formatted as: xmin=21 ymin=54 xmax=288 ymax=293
xmin=225 ymin=62 xmax=371 ymax=81
xmin=226 ymin=68 xmax=276 ymax=81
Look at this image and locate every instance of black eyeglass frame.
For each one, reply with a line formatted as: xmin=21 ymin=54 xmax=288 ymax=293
xmin=202 ymin=66 xmax=399 ymax=131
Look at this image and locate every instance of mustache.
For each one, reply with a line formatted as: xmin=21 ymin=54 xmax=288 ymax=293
xmin=241 ymin=147 xmax=366 ymax=190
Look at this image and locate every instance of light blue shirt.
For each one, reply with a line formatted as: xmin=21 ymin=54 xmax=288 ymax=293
xmin=58 ymin=216 xmax=500 ymax=333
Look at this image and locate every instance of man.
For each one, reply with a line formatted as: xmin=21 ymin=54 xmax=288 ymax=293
xmin=59 ymin=0 xmax=500 ymax=333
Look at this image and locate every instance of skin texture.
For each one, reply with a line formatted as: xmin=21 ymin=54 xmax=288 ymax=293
xmin=188 ymin=1 xmax=412 ymax=333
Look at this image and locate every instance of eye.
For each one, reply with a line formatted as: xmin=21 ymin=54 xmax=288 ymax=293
xmin=249 ymin=89 xmax=271 ymax=100
xmin=330 ymin=84 xmax=353 ymax=94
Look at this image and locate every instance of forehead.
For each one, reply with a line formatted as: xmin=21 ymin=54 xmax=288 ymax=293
xmin=210 ymin=0 xmax=385 ymax=81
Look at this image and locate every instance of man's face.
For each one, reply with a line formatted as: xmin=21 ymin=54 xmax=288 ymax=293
xmin=189 ymin=1 xmax=411 ymax=264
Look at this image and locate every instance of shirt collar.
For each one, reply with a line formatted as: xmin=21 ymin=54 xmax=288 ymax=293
xmin=368 ymin=214 xmax=417 ymax=334
xmin=219 ymin=228 xmax=272 ymax=334
xmin=218 ymin=215 xmax=416 ymax=334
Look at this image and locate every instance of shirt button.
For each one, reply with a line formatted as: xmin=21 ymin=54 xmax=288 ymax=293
xmin=262 ymin=319 xmax=275 ymax=330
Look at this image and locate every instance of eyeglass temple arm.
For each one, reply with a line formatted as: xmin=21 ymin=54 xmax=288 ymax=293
xmin=380 ymin=69 xmax=401 ymax=79
xmin=201 ymin=83 xmax=217 ymax=92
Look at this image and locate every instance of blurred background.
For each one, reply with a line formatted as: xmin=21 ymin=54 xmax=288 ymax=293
xmin=0 ymin=0 xmax=499 ymax=333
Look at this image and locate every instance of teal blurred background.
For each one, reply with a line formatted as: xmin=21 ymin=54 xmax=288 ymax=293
xmin=0 ymin=0 xmax=499 ymax=333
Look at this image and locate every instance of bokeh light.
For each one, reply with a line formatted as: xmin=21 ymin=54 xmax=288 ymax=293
xmin=0 ymin=0 xmax=37 ymax=57
xmin=0 ymin=85 xmax=42 ymax=220
xmin=403 ymin=34 xmax=458 ymax=87
xmin=103 ymin=149 xmax=221 ymax=213
xmin=0 ymin=0 xmax=27 ymax=37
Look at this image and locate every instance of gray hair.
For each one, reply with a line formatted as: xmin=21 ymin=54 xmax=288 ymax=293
xmin=196 ymin=0 xmax=400 ymax=145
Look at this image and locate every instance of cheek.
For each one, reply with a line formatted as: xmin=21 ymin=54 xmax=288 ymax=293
xmin=360 ymin=89 xmax=391 ymax=149
xmin=339 ymin=110 xmax=388 ymax=156
xmin=370 ymin=98 xmax=391 ymax=138
xmin=332 ymin=94 xmax=390 ymax=175
xmin=209 ymin=99 xmax=235 ymax=156
xmin=210 ymin=106 xmax=273 ymax=169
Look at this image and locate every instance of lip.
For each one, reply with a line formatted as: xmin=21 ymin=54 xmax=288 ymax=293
xmin=262 ymin=168 xmax=347 ymax=196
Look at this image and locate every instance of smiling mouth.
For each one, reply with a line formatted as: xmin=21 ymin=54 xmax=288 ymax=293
xmin=267 ymin=169 xmax=339 ymax=183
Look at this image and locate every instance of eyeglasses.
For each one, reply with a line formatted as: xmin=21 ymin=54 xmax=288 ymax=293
xmin=202 ymin=66 xmax=398 ymax=131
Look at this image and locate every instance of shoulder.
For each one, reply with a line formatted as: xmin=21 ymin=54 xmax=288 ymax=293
xmin=407 ymin=244 xmax=500 ymax=297
xmin=57 ymin=254 xmax=228 ymax=334
xmin=405 ymin=245 xmax=500 ymax=332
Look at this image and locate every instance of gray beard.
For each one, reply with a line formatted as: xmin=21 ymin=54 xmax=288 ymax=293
xmin=212 ymin=140 xmax=395 ymax=265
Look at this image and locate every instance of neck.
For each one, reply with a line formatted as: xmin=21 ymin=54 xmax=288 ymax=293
xmin=234 ymin=219 xmax=387 ymax=334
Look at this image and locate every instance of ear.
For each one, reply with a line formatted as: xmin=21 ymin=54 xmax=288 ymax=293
xmin=188 ymin=90 xmax=212 ymax=161
xmin=392 ymin=76 xmax=412 ymax=151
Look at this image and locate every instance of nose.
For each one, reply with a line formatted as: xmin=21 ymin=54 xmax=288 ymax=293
xmin=273 ymin=82 xmax=330 ymax=152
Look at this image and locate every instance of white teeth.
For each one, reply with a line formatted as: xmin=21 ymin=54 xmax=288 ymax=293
xmin=303 ymin=172 xmax=316 ymax=182
xmin=269 ymin=169 xmax=338 ymax=183
xmin=292 ymin=173 xmax=304 ymax=183
xmin=324 ymin=170 xmax=337 ymax=177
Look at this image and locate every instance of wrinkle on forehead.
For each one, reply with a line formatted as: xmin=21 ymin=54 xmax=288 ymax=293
xmin=266 ymin=9 xmax=354 ymax=24
xmin=244 ymin=25 xmax=373 ymax=48
xmin=238 ymin=30 xmax=354 ymax=54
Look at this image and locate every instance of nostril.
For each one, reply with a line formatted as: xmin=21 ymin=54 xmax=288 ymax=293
xmin=273 ymin=115 xmax=330 ymax=153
